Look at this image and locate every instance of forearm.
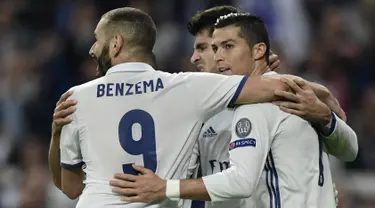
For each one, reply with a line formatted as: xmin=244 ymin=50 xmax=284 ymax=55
xmin=176 ymin=164 xmax=254 ymax=202
xmin=179 ymin=178 xmax=211 ymax=201
xmin=236 ymin=76 xmax=288 ymax=105
xmin=48 ymin=130 xmax=62 ymax=189
xmin=178 ymin=173 xmax=251 ymax=202
xmin=322 ymin=115 xmax=358 ymax=161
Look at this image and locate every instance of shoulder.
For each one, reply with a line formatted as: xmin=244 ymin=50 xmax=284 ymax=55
xmin=64 ymin=78 xmax=105 ymax=104
xmin=233 ymin=103 xmax=289 ymax=132
xmin=69 ymin=78 xmax=104 ymax=94
xmin=234 ymin=103 xmax=280 ymax=116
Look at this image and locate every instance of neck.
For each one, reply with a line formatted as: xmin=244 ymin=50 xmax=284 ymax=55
xmin=250 ymin=61 xmax=269 ymax=76
xmin=112 ymin=52 xmax=157 ymax=69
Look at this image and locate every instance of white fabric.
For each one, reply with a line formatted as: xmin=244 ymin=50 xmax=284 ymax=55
xmin=60 ymin=62 xmax=245 ymax=208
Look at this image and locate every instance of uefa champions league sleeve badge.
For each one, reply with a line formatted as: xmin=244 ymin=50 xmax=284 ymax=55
xmin=235 ymin=118 xmax=252 ymax=138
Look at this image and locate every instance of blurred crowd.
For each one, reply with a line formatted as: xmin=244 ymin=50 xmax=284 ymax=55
xmin=0 ymin=0 xmax=374 ymax=207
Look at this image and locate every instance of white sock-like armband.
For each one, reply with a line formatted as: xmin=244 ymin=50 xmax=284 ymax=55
xmin=166 ymin=180 xmax=180 ymax=200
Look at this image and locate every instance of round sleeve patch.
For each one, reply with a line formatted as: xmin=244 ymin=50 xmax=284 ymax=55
xmin=235 ymin=118 xmax=252 ymax=138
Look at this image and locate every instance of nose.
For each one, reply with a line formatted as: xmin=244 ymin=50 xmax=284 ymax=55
xmin=214 ymin=49 xmax=223 ymax=63
xmin=89 ymin=43 xmax=96 ymax=56
xmin=190 ymin=51 xmax=200 ymax=64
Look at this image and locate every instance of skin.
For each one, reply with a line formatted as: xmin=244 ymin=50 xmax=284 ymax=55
xmin=211 ymin=25 xmax=268 ymax=76
xmin=90 ymin=18 xmax=120 ymax=77
xmin=190 ymin=28 xmax=281 ymax=74
xmin=190 ymin=29 xmax=217 ymax=73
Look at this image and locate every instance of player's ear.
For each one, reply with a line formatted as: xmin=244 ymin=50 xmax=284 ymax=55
xmin=110 ymin=34 xmax=123 ymax=58
xmin=252 ymin=43 xmax=267 ymax=61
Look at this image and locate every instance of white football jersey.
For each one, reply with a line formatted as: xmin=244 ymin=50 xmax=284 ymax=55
xmin=59 ymin=62 xmax=247 ymax=208
xmin=319 ymin=150 xmax=336 ymax=208
xmin=198 ymin=109 xmax=233 ymax=176
xmin=193 ymin=109 xmax=246 ymax=208
xmin=193 ymin=112 xmax=337 ymax=208
xmin=194 ymin=71 xmax=338 ymax=208
xmin=202 ymin=103 xmax=323 ymax=208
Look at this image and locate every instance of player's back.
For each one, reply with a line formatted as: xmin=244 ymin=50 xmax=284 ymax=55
xmin=60 ymin=63 xmax=245 ymax=208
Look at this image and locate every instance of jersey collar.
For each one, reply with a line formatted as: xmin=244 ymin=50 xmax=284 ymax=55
xmin=106 ymin=62 xmax=155 ymax=75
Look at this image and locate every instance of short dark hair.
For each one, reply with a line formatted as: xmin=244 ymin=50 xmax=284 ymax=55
xmin=215 ymin=13 xmax=270 ymax=64
xmin=187 ymin=5 xmax=242 ymax=36
xmin=101 ymin=7 xmax=157 ymax=53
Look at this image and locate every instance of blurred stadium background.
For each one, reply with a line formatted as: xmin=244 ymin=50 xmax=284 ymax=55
xmin=0 ymin=0 xmax=374 ymax=207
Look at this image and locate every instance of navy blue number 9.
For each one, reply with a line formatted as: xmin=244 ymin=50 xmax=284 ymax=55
xmin=118 ymin=109 xmax=157 ymax=175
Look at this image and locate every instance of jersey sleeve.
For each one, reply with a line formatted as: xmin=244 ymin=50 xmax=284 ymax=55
xmin=175 ymin=72 xmax=247 ymax=121
xmin=60 ymin=92 xmax=84 ymax=169
xmin=321 ymin=113 xmax=358 ymax=161
xmin=201 ymin=104 xmax=272 ymax=201
xmin=187 ymin=141 xmax=200 ymax=178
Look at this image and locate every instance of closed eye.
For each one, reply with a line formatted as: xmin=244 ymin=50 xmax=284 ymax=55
xmin=195 ymin=44 xmax=208 ymax=52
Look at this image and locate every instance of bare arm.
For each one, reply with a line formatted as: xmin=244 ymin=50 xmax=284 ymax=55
xmin=180 ymin=179 xmax=210 ymax=200
xmin=235 ymin=75 xmax=289 ymax=105
xmin=48 ymin=130 xmax=62 ymax=190
xmin=48 ymin=91 xmax=77 ymax=189
xmin=61 ymin=167 xmax=85 ymax=199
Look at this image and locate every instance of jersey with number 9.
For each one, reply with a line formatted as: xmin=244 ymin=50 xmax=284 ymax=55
xmin=59 ymin=63 xmax=246 ymax=208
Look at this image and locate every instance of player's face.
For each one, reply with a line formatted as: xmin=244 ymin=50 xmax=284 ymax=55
xmin=211 ymin=26 xmax=254 ymax=76
xmin=190 ymin=29 xmax=217 ymax=73
xmin=89 ymin=19 xmax=113 ymax=77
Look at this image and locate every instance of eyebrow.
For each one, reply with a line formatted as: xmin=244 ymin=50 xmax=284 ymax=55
xmin=220 ymin=39 xmax=236 ymax=45
xmin=195 ymin=42 xmax=208 ymax=49
xmin=212 ymin=38 xmax=236 ymax=47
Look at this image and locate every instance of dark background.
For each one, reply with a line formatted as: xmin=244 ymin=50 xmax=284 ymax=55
xmin=0 ymin=0 xmax=374 ymax=207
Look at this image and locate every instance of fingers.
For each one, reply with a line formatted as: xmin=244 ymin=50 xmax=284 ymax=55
xmin=294 ymin=78 xmax=310 ymax=90
xmin=120 ymin=196 xmax=144 ymax=203
xmin=57 ymin=91 xmax=73 ymax=106
xmin=274 ymin=101 xmax=301 ymax=110
xmin=269 ymin=54 xmax=281 ymax=71
xmin=112 ymin=187 xmax=138 ymax=196
xmin=274 ymin=90 xmax=300 ymax=103
xmin=110 ymin=179 xmax=136 ymax=189
xmin=280 ymin=77 xmax=303 ymax=93
xmin=56 ymin=99 xmax=77 ymax=111
xmin=132 ymin=164 xmax=153 ymax=175
xmin=53 ymin=99 xmax=77 ymax=125
xmin=332 ymin=107 xmax=346 ymax=122
xmin=54 ymin=106 xmax=76 ymax=119
xmin=54 ymin=117 xmax=73 ymax=126
xmin=338 ymin=109 xmax=347 ymax=122
xmin=269 ymin=54 xmax=278 ymax=63
xmin=279 ymin=106 xmax=305 ymax=117
xmin=274 ymin=101 xmax=306 ymax=117
xmin=270 ymin=60 xmax=281 ymax=71
xmin=114 ymin=173 xmax=138 ymax=182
